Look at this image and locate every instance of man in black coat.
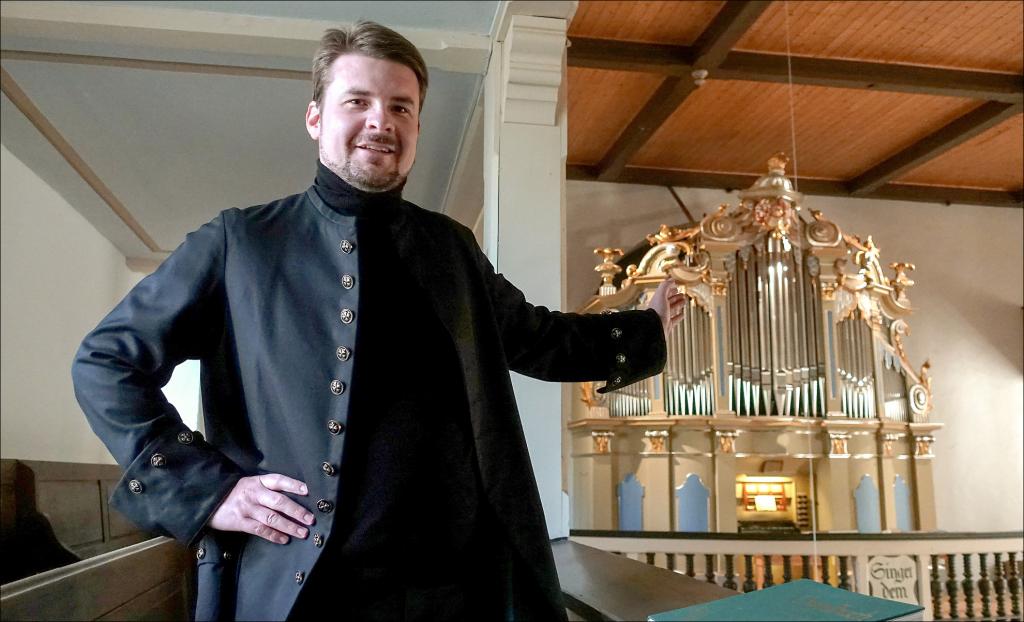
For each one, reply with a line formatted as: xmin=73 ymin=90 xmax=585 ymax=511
xmin=72 ymin=20 xmax=684 ymax=622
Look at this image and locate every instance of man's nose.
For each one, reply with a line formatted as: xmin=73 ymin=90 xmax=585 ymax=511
xmin=365 ymin=106 xmax=395 ymax=132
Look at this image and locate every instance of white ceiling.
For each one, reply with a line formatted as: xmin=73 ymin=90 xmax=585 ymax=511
xmin=0 ymin=1 xmax=500 ymax=260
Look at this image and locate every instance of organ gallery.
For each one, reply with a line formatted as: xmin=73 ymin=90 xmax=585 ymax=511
xmin=570 ymin=154 xmax=941 ymax=534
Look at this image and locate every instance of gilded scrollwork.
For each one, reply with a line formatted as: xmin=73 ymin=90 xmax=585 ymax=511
xmin=644 ymin=430 xmax=669 ymax=453
xmin=715 ymin=430 xmax=738 ymax=454
xmin=828 ymin=432 xmax=850 ymax=457
xmin=592 ymin=431 xmax=614 ymax=454
xmin=580 ymin=381 xmax=605 ymax=408
xmin=806 ymin=209 xmax=842 ymax=247
xmin=890 ymin=262 xmax=915 ymax=297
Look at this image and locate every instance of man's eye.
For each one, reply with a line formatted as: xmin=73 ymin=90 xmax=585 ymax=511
xmin=393 ymin=106 xmax=410 ymax=114
xmin=346 ymin=99 xmax=365 ymax=106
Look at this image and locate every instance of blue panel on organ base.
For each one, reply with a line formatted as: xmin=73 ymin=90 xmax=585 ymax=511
xmin=676 ymin=473 xmax=710 ymax=532
xmin=617 ymin=473 xmax=644 ymax=531
xmin=894 ymin=474 xmax=913 ymax=532
xmin=854 ymin=474 xmax=882 ymax=533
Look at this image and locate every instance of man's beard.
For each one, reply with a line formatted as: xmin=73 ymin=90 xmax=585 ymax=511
xmin=321 ymin=144 xmax=407 ymax=193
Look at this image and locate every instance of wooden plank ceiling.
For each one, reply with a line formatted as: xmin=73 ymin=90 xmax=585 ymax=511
xmin=566 ymin=0 xmax=1024 ymax=208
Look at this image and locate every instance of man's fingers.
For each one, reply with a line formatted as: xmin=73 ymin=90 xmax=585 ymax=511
xmin=240 ymin=517 xmax=290 ymax=544
xmin=256 ymin=490 xmax=315 ymax=527
xmin=257 ymin=473 xmax=308 ymax=495
xmin=254 ymin=508 xmax=308 ymax=539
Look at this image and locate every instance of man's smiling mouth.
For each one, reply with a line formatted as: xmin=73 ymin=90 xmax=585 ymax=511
xmin=357 ymin=144 xmax=395 ymax=154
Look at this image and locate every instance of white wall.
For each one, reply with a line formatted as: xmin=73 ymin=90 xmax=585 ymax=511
xmin=566 ymin=180 xmax=1024 ymax=533
xmin=0 ymin=145 xmax=140 ymax=464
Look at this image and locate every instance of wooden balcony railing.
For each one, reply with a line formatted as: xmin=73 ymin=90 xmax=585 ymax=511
xmin=571 ymin=529 xmax=1024 ymax=621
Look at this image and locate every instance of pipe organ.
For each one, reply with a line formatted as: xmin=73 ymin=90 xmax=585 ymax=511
xmin=570 ymin=155 xmax=942 ymax=535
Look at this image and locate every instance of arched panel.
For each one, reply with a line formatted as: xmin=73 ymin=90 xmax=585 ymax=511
xmin=894 ymin=474 xmax=913 ymax=532
xmin=617 ymin=473 xmax=644 ymax=531
xmin=854 ymin=474 xmax=882 ymax=534
xmin=675 ymin=473 xmax=710 ymax=532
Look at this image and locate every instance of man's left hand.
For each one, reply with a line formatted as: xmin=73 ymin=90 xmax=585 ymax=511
xmin=648 ymin=277 xmax=688 ymax=337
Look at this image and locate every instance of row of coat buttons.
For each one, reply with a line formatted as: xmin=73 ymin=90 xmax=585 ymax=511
xmin=308 ymin=237 xmax=355 ymax=542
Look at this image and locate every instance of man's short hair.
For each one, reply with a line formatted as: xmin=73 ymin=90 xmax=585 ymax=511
xmin=312 ymin=21 xmax=429 ymax=111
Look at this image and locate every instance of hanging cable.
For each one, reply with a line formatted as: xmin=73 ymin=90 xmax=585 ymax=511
xmin=782 ymin=0 xmax=819 ymax=580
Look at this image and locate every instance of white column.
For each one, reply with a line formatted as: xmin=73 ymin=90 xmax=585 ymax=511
xmin=483 ymin=14 xmax=569 ymax=538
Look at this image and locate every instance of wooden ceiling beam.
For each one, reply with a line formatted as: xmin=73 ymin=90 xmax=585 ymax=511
xmin=567 ymin=165 xmax=1024 ymax=209
xmin=568 ymin=40 xmax=1024 ymax=103
xmin=848 ymin=102 xmax=1024 ymax=196
xmin=593 ymin=1 xmax=772 ymax=182
xmin=717 ymin=53 xmax=1024 ymax=104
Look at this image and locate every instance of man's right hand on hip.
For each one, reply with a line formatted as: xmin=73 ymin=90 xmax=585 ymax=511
xmin=208 ymin=473 xmax=314 ymax=544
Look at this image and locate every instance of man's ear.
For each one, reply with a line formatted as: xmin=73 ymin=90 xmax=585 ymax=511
xmin=305 ymin=101 xmax=321 ymax=141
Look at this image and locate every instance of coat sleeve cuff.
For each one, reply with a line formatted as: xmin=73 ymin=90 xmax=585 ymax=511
xmin=596 ymin=308 xmax=667 ymax=394
xmin=109 ymin=426 xmax=244 ymax=546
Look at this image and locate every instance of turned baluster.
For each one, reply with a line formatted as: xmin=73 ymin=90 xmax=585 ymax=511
xmin=646 ymin=552 xmax=655 ymax=566
xmin=723 ymin=554 xmax=738 ymax=590
xmin=931 ymin=554 xmax=944 ymax=621
xmin=684 ymin=553 xmax=695 ymax=578
xmin=994 ymin=553 xmax=1006 ymax=620
xmin=1009 ymin=552 xmax=1021 ymax=619
xmin=962 ymin=553 xmax=974 ymax=620
xmin=978 ymin=552 xmax=991 ymax=621
xmin=763 ymin=554 xmax=775 ymax=588
xmin=802 ymin=555 xmax=811 ymax=580
xmin=839 ymin=556 xmax=851 ymax=591
xmin=822 ymin=555 xmax=831 ymax=587
xmin=743 ymin=555 xmax=757 ymax=592
xmin=946 ymin=553 xmax=959 ymax=620
xmin=705 ymin=554 xmax=716 ymax=584
xmin=783 ymin=555 xmax=792 ymax=583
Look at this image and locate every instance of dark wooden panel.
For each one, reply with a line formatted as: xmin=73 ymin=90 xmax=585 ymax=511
xmin=0 ymin=537 xmax=190 ymax=621
xmin=1 ymin=459 xmax=152 ymax=583
xmin=553 ymin=539 xmax=734 ymax=621
xmin=36 ymin=480 xmax=105 ymax=549
xmin=97 ymin=576 xmax=186 ymax=621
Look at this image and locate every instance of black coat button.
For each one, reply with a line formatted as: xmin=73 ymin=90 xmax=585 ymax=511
xmin=340 ymin=240 xmax=354 ymax=254
xmin=340 ymin=308 xmax=354 ymax=324
xmin=336 ymin=346 xmax=351 ymax=361
xmin=327 ymin=420 xmax=345 ymax=435
xmin=611 ymin=328 xmax=623 ymax=339
xmin=321 ymin=462 xmax=336 ymax=476
xmin=222 ymin=551 xmax=232 ymax=561
xmin=177 ymin=431 xmax=194 ymax=444
xmin=128 ymin=479 xmax=143 ymax=494
xmin=295 ymin=571 xmax=305 ymax=584
xmin=329 ymin=380 xmax=345 ymax=395
xmin=316 ymin=499 xmax=334 ymax=513
xmin=313 ymin=533 xmax=323 ymax=548
xmin=196 ymin=547 xmax=206 ymax=560
xmin=150 ymin=453 xmax=166 ymax=467
xmin=341 ymin=274 xmax=355 ymax=289
xmin=615 ymin=353 xmax=627 ymax=365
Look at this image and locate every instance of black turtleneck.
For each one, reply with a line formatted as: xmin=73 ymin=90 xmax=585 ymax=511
xmin=303 ymin=161 xmax=487 ymax=590
xmin=312 ymin=160 xmax=405 ymax=218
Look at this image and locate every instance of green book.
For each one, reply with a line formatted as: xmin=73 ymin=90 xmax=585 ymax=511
xmin=647 ymin=579 xmax=924 ymax=621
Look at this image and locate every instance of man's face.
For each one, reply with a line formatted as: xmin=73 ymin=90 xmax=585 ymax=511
xmin=305 ymin=54 xmax=420 ymax=193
